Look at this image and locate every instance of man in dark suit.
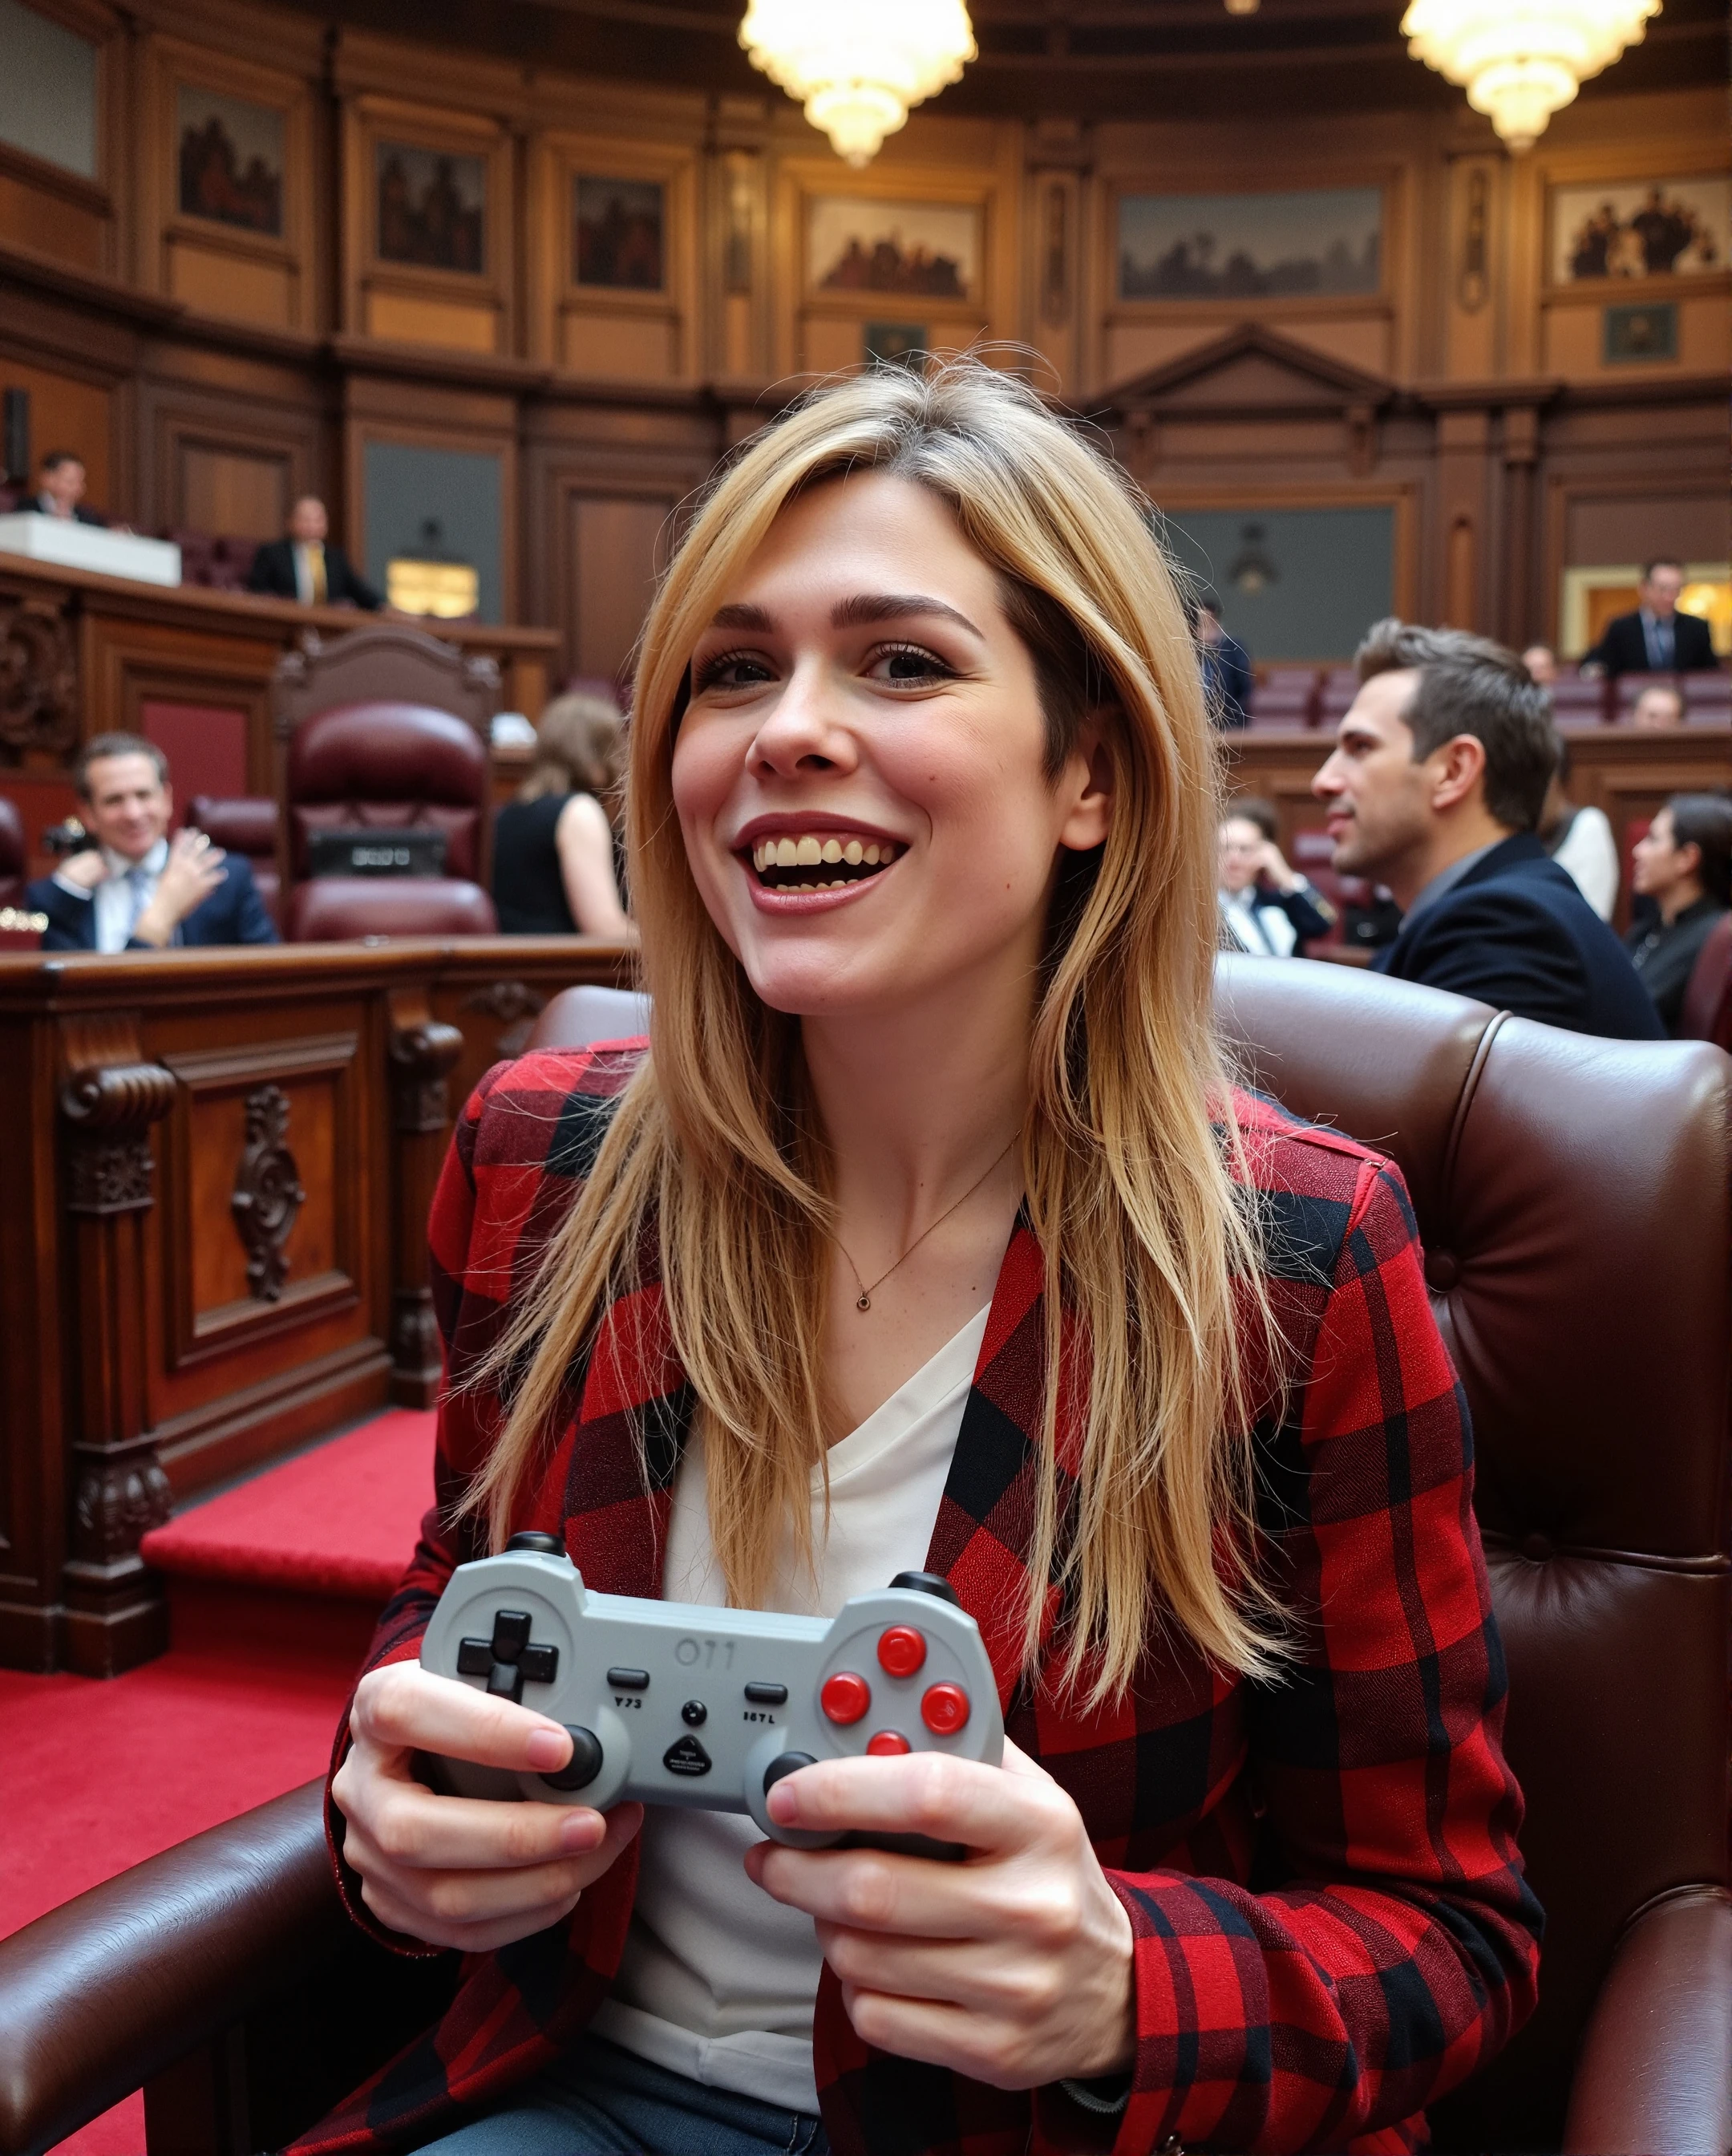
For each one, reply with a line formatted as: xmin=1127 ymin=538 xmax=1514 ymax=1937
xmin=1313 ymin=619 xmax=1663 ymax=1040
xmin=24 ymin=448 xmax=107 ymax=526
xmin=1194 ymin=590 xmax=1254 ymax=729
xmin=26 ymin=732 xmax=278 ymax=952
xmin=1582 ymin=557 xmax=1719 ymax=676
xmin=246 ymin=495 xmax=382 ymax=610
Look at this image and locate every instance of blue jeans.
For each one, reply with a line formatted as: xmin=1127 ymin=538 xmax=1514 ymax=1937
xmin=416 ymin=2032 xmax=829 ymax=2156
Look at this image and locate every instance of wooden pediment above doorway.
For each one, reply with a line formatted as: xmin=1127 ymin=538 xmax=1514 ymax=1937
xmin=1100 ymin=322 xmax=1401 ymax=424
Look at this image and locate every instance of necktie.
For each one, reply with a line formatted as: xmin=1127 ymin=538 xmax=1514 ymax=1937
xmin=308 ymin=542 xmax=328 ymax=604
xmin=123 ymin=864 xmax=152 ymax=942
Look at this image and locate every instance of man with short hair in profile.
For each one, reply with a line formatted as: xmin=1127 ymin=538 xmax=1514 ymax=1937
xmin=26 ymin=448 xmax=107 ymax=526
xmin=246 ymin=494 xmax=382 ymax=610
xmin=1631 ymin=681 xmax=1685 ymax=731
xmin=26 ymin=733 xmax=278 ymax=952
xmin=1313 ymin=618 xmax=1662 ymax=1039
xmin=1583 ymin=557 xmax=1718 ymax=676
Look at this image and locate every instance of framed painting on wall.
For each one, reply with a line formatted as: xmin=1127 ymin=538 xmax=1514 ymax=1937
xmin=1550 ymin=177 xmax=1728 ymax=285
xmin=176 ymin=86 xmax=283 ymax=236
xmin=807 ymin=197 xmax=979 ymax=303
xmin=1117 ymin=188 xmax=1382 ymax=302
xmin=575 ymin=176 xmax=665 ymax=290
xmin=376 ymin=141 xmax=486 ymax=274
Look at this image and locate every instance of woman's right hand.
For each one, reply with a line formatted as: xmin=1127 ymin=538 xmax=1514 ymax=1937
xmin=331 ymin=1660 xmax=644 ymax=1953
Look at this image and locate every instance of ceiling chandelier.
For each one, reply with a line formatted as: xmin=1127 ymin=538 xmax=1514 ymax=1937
xmin=1399 ymin=0 xmax=1661 ymax=150
xmin=739 ymin=0 xmax=978 ymax=167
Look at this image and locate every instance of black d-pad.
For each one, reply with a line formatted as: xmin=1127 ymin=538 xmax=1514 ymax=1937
xmin=456 ymin=1608 xmax=560 ymax=1704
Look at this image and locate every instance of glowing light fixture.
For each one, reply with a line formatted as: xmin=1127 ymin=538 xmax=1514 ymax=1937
xmin=739 ymin=0 xmax=977 ymax=167
xmin=1400 ymin=0 xmax=1661 ymax=150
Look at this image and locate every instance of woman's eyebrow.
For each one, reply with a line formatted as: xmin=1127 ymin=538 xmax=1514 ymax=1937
xmin=708 ymin=602 xmax=775 ymax=631
xmin=832 ymin=592 xmax=982 ymax=638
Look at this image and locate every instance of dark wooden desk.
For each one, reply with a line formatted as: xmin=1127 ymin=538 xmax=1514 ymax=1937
xmin=1224 ymin=724 xmax=1732 ymax=931
xmin=0 ymin=937 xmax=632 ymax=1678
xmin=0 ymin=553 xmax=562 ymax=874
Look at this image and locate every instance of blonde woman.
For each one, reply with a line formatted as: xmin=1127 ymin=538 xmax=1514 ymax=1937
xmin=492 ymin=692 xmax=633 ymax=937
xmin=312 ymin=362 xmax=1539 ymax=2156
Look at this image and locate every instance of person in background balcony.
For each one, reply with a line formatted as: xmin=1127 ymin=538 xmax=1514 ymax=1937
xmin=26 ymin=732 xmax=277 ymax=952
xmin=1188 ymin=588 xmax=1252 ymax=729
xmin=247 ymin=496 xmax=382 ymax=610
xmin=1538 ymin=738 xmax=1619 ymax=921
xmin=1313 ymin=619 xmax=1662 ymax=1039
xmin=1631 ymin=682 xmax=1685 ymax=731
xmin=1627 ymin=793 xmax=1732 ymax=1034
xmin=1582 ymin=558 xmax=1718 ymax=677
xmin=1216 ymin=795 xmax=1333 ymax=954
xmin=26 ymin=448 xmax=107 ymax=526
xmin=1520 ymin=644 xmax=1557 ymax=686
xmin=492 ymin=691 xmax=633 ymax=937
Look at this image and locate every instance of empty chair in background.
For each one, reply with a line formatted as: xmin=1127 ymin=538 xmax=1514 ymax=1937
xmin=1537 ymin=739 xmax=1618 ymax=921
xmin=492 ymin=691 xmax=633 ymax=937
xmin=1244 ymin=663 xmax=1320 ymax=728
xmin=1627 ymin=792 xmax=1732 ymax=1035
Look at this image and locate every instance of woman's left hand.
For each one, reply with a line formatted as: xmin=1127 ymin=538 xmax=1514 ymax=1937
xmin=742 ymin=1737 xmax=1135 ymax=2090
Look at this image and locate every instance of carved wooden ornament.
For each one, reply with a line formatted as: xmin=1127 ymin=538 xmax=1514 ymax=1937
xmin=231 ymin=1083 xmax=306 ymax=1301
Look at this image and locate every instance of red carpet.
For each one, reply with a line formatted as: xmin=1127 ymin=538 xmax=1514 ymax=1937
xmin=3 ymin=1409 xmax=439 ymax=2154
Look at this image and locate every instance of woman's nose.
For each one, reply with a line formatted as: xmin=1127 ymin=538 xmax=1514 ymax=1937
xmin=747 ymin=662 xmax=858 ymax=777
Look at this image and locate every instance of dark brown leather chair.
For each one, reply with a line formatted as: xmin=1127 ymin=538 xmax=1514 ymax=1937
xmin=271 ymin=622 xmax=497 ymax=748
xmin=285 ymin=874 xmax=498 ymax=942
xmin=2 ymin=960 xmax=1728 ymax=2156
xmin=1680 ymin=910 xmax=1732 ymax=1051
xmin=184 ymin=796 xmax=284 ymax=931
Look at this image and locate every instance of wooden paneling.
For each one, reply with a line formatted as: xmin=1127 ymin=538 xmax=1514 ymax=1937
xmin=177 ymin=440 xmax=289 ymax=539
xmin=0 ymin=935 xmax=633 ymax=1675
xmin=569 ymin=492 xmax=674 ymax=683
xmin=0 ymin=352 xmax=114 ymax=508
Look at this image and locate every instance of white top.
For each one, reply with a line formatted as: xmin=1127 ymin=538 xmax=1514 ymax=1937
xmin=1219 ymin=887 xmax=1298 ymax=957
xmin=1551 ymin=804 xmax=1619 ymax=922
xmin=53 ymin=837 xmax=168 ymax=952
xmin=590 ymin=1303 xmax=993 ymax=2117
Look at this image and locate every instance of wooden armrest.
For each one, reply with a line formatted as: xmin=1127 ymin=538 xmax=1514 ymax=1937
xmin=0 ymin=1780 xmax=340 ymax=2155
xmin=1564 ymin=1886 xmax=1732 ymax=2155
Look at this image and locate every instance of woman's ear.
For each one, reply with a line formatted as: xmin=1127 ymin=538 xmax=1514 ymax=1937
xmin=1057 ymin=715 xmax=1116 ymax=854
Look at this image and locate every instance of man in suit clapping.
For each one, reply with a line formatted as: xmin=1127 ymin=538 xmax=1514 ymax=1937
xmin=246 ymin=495 xmax=382 ymax=610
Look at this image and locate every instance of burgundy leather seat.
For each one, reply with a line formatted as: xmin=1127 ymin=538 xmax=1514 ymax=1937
xmin=1680 ymin=910 xmax=1732 ymax=1050
xmin=0 ymin=959 xmax=1726 ymax=2155
xmin=1246 ymin=663 xmax=1321 ymax=727
xmin=285 ymin=701 xmax=494 ymax=938
xmin=286 ymin=875 xmax=497 ymax=941
xmin=0 ymin=794 xmax=25 ymax=912
xmin=184 ymin=795 xmax=282 ymax=930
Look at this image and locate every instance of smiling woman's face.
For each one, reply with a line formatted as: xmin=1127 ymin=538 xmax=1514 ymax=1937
xmin=670 ymin=471 xmax=1110 ymax=1022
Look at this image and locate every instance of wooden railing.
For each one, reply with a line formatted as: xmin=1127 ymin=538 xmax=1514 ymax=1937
xmin=0 ymin=937 xmax=632 ymax=1677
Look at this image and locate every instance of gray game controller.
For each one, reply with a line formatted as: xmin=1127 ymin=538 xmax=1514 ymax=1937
xmin=419 ymin=1533 xmax=1004 ymax=1850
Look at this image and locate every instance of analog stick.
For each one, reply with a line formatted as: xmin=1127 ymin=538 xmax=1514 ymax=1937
xmin=539 ymin=1724 xmax=604 ymax=1791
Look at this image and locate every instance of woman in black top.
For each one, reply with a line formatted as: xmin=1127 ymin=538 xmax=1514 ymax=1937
xmin=493 ymin=694 xmax=633 ymax=936
xmin=1626 ymin=792 xmax=1732 ymax=1033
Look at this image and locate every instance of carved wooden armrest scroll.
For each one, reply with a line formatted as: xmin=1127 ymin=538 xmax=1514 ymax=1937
xmin=58 ymin=1020 xmax=178 ymax=1216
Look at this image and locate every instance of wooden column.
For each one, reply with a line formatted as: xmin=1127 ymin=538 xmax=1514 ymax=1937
xmin=57 ymin=1015 xmax=178 ymax=1676
xmin=386 ymin=989 xmax=463 ymax=1408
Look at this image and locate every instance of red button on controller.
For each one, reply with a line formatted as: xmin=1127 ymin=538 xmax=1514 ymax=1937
xmin=921 ymin=1682 xmax=969 ymax=1737
xmin=876 ymin=1625 xmax=927 ymax=1678
xmin=821 ymin=1671 xmax=871 ymax=1725
xmin=866 ymin=1730 xmax=911 ymax=1756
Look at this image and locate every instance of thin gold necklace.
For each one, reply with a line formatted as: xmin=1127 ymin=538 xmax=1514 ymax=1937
xmin=833 ymin=1136 xmax=1018 ymax=1312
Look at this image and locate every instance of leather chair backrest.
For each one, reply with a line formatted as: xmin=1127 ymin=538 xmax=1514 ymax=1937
xmin=1549 ymin=679 xmax=1610 ymax=723
xmin=184 ymin=795 xmax=283 ymax=930
xmin=1681 ymin=910 xmax=1732 ymax=1050
xmin=1315 ymin=663 xmax=1361 ymax=725
xmin=285 ymin=875 xmax=496 ymax=942
xmin=1289 ymin=828 xmax=1371 ymax=943
xmin=1683 ymin=671 xmax=1732 ymax=723
xmin=1248 ymin=665 xmax=1320 ymax=728
xmin=0 ymin=793 xmax=25 ymax=910
xmin=271 ymin=622 xmax=497 ymax=742
xmin=527 ymin=984 xmax=651 ymax=1052
xmin=286 ymin=703 xmax=488 ymax=881
xmin=1215 ymin=954 xmax=1732 ymax=2152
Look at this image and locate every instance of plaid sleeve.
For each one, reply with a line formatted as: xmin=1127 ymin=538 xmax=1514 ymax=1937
xmin=1090 ymin=1155 xmax=1542 ymax=2154
xmin=323 ymin=1047 xmax=640 ymax=1947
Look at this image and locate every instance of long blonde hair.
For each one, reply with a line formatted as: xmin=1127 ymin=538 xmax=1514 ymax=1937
xmin=471 ymin=359 xmax=1279 ymax=1703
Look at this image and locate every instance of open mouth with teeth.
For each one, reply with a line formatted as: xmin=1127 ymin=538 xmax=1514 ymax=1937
xmin=747 ymin=833 xmax=903 ymax=892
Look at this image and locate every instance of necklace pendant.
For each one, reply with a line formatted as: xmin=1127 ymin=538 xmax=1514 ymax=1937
xmin=856 ymin=1291 xmax=872 ymax=1311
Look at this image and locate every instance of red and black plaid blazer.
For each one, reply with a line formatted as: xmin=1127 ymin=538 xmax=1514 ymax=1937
xmin=296 ymin=1044 xmax=1540 ymax=2156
